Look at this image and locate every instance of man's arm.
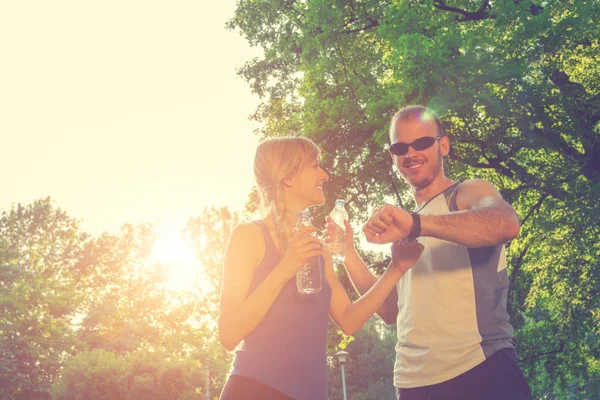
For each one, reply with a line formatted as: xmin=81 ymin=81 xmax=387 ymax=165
xmin=420 ymin=179 xmax=520 ymax=247
xmin=364 ymin=179 xmax=520 ymax=247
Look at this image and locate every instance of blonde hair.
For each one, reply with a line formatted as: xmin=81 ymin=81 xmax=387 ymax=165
xmin=254 ymin=136 xmax=321 ymax=250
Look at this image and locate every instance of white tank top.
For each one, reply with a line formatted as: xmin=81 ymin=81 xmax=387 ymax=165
xmin=394 ymin=183 xmax=514 ymax=388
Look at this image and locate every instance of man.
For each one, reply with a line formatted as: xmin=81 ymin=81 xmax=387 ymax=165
xmin=343 ymin=105 xmax=532 ymax=399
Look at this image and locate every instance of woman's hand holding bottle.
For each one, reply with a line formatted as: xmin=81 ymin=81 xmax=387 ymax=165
xmin=278 ymin=226 xmax=322 ymax=279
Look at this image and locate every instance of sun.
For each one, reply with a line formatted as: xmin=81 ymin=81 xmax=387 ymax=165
xmin=148 ymin=221 xmax=211 ymax=293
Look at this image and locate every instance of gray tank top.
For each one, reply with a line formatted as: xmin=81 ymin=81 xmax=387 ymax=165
xmin=231 ymin=220 xmax=331 ymax=399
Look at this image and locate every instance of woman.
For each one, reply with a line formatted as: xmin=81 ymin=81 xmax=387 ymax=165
xmin=219 ymin=137 xmax=423 ymax=400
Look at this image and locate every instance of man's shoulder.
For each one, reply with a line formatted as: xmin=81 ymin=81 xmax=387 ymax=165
xmin=457 ymin=178 xmax=496 ymax=191
xmin=455 ymin=179 xmax=506 ymax=210
xmin=456 ymin=179 xmax=501 ymax=198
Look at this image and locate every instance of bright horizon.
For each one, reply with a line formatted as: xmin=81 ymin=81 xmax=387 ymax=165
xmin=1 ymin=1 xmax=262 ymax=237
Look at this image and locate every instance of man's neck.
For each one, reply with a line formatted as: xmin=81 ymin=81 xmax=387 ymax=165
xmin=413 ymin=176 xmax=456 ymax=209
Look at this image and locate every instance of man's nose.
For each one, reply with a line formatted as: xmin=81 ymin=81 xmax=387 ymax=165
xmin=404 ymin=143 xmax=419 ymax=158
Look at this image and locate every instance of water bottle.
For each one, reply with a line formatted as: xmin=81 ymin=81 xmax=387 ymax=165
xmin=295 ymin=210 xmax=322 ymax=295
xmin=329 ymin=199 xmax=349 ymax=264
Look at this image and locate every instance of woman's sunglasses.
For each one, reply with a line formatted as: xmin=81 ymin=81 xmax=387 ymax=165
xmin=388 ymin=135 xmax=445 ymax=156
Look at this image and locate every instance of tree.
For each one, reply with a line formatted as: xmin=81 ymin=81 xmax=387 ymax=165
xmin=328 ymin=320 xmax=397 ymax=400
xmin=74 ymin=223 xmax=209 ymax=359
xmin=184 ymin=206 xmax=243 ymax=398
xmin=229 ymin=1 xmax=600 ymax=397
xmin=68 ymin=219 xmax=223 ymax=398
xmin=50 ymin=349 xmax=206 ymax=400
xmin=1 ymin=198 xmax=226 ymax=399
xmin=0 ymin=199 xmax=86 ymax=400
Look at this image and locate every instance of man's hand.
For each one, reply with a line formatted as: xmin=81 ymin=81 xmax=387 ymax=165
xmin=389 ymin=239 xmax=424 ymax=275
xmin=363 ymin=204 xmax=413 ymax=244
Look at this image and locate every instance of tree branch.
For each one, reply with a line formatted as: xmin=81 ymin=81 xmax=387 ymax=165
xmin=506 ymin=243 xmax=529 ymax=317
xmin=520 ymin=192 xmax=550 ymax=227
xmin=388 ymin=173 xmax=404 ymax=209
xmin=342 ymin=19 xmax=380 ymax=34
xmin=433 ymin=0 xmax=495 ymax=21
xmin=290 ymin=6 xmax=306 ymax=19
xmin=333 ymin=43 xmax=368 ymax=121
xmin=509 ymin=245 xmax=528 ymax=286
xmin=519 ymin=342 xmax=565 ymax=363
xmin=472 ymin=160 xmax=515 ymax=179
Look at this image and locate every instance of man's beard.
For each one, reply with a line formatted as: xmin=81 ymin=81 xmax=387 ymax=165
xmin=402 ymin=152 xmax=443 ymax=190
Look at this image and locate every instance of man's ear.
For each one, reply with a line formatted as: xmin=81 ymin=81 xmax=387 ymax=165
xmin=440 ymin=136 xmax=451 ymax=157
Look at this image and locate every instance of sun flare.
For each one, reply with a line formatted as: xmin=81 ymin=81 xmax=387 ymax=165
xmin=148 ymin=222 xmax=212 ymax=293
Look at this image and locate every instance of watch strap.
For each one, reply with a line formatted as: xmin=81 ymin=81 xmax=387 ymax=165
xmin=408 ymin=212 xmax=421 ymax=239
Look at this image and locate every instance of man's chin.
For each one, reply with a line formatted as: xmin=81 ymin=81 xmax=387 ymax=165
xmin=403 ymin=176 xmax=431 ymax=190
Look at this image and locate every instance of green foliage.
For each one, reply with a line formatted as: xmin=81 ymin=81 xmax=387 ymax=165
xmin=185 ymin=207 xmax=242 ymax=320
xmin=0 ymin=199 xmax=85 ymax=400
xmin=1 ymin=199 xmax=234 ymax=399
xmin=4 ymin=2 xmax=600 ymax=398
xmin=329 ymin=320 xmax=397 ymax=400
xmin=230 ymin=0 xmax=600 ymax=397
xmin=50 ymin=349 xmax=205 ymax=400
xmin=184 ymin=206 xmax=243 ymax=396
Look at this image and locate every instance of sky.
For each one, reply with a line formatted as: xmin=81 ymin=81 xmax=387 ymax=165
xmin=0 ymin=1 xmax=262 ymax=236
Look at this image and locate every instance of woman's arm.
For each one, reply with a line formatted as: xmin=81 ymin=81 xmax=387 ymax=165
xmin=325 ymin=240 xmax=423 ymax=335
xmin=218 ymin=223 xmax=321 ymax=351
xmin=343 ymin=248 xmax=400 ymax=325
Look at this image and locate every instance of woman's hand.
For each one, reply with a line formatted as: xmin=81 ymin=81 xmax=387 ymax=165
xmin=278 ymin=225 xmax=322 ymax=279
xmin=325 ymin=217 xmax=356 ymax=255
xmin=389 ymin=239 xmax=424 ymax=275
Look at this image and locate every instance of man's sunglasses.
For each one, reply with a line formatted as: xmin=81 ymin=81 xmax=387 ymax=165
xmin=388 ymin=136 xmax=445 ymax=156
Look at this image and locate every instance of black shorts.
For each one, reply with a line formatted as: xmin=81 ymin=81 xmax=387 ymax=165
xmin=396 ymin=348 xmax=532 ymax=400
xmin=219 ymin=375 xmax=294 ymax=400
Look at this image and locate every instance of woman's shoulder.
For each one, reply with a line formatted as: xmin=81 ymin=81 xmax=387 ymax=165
xmin=231 ymin=220 xmax=262 ymax=234
xmin=228 ymin=221 xmax=267 ymax=261
xmin=230 ymin=221 xmax=264 ymax=244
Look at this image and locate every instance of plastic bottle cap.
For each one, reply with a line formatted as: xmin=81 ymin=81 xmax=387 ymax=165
xmin=335 ymin=199 xmax=345 ymax=207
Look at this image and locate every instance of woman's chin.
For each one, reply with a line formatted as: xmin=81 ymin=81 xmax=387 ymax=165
xmin=306 ymin=196 xmax=326 ymax=208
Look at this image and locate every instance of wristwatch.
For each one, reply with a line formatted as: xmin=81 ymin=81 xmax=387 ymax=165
xmin=407 ymin=212 xmax=421 ymax=240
